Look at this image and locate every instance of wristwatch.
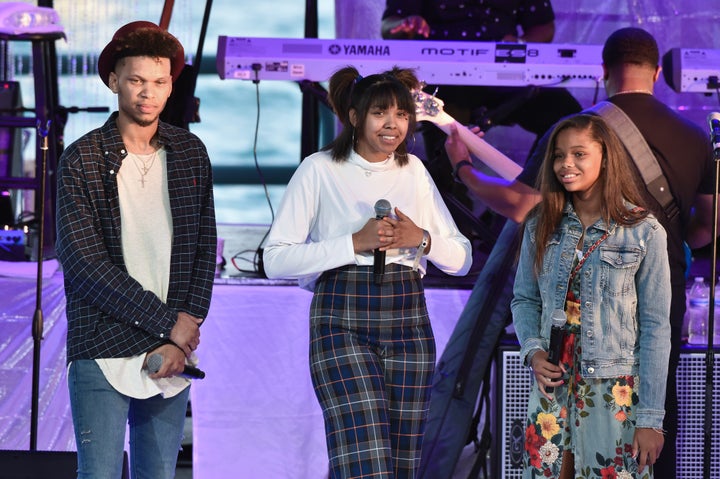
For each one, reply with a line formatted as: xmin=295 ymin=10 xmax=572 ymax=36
xmin=453 ymin=159 xmax=473 ymax=182
xmin=418 ymin=229 xmax=429 ymax=251
xmin=412 ymin=229 xmax=430 ymax=271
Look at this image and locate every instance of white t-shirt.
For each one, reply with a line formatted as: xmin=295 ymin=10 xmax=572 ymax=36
xmin=96 ymin=148 xmax=189 ymax=399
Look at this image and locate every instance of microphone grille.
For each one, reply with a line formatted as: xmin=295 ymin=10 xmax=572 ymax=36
xmin=374 ymin=199 xmax=392 ymax=217
xmin=550 ymin=309 xmax=567 ymax=327
xmin=147 ymin=353 xmax=163 ymax=374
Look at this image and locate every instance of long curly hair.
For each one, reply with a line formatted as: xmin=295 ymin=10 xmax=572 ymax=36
xmin=323 ymin=65 xmax=419 ymax=166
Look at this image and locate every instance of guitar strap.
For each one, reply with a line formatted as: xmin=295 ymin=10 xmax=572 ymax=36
xmin=587 ymin=100 xmax=680 ymax=225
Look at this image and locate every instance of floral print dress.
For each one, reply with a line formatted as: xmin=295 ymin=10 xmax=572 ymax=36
xmin=522 ymin=255 xmax=652 ymax=479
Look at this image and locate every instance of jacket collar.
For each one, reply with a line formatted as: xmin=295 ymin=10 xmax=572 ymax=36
xmin=563 ymin=201 xmax=617 ymax=234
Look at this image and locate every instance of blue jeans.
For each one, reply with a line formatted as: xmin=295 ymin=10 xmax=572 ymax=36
xmin=68 ymin=360 xmax=189 ymax=479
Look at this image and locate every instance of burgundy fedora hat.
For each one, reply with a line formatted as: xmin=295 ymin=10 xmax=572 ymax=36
xmin=97 ymin=20 xmax=185 ymax=87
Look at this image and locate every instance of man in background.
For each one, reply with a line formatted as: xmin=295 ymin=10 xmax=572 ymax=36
xmin=56 ymin=21 xmax=216 ymax=478
xmin=381 ymin=0 xmax=582 ymax=195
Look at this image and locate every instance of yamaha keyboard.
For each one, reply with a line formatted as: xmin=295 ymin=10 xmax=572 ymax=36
xmin=217 ymin=36 xmax=604 ymax=88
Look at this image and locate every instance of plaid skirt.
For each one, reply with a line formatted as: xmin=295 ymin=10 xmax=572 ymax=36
xmin=310 ymin=263 xmax=436 ymax=479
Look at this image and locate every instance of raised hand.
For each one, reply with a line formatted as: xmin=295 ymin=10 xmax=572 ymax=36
xmin=387 ymin=15 xmax=430 ymax=39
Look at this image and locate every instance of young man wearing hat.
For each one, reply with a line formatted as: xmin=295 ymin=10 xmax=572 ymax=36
xmin=55 ymin=21 xmax=216 ymax=478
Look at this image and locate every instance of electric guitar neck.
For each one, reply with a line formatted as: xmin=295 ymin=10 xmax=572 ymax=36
xmin=413 ymin=90 xmax=522 ymax=181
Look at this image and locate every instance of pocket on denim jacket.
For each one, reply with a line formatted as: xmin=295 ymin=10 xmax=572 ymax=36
xmin=599 ymin=246 xmax=641 ymax=296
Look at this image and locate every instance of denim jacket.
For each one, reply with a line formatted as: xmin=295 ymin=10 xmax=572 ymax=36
xmin=511 ymin=202 xmax=671 ymax=428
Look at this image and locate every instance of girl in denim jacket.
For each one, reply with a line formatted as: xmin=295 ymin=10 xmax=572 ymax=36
xmin=511 ymin=114 xmax=671 ymax=479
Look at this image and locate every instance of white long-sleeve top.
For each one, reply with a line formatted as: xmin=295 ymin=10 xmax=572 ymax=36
xmin=263 ymin=149 xmax=472 ymax=290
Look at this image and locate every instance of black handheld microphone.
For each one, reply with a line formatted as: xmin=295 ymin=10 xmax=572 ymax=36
xmin=147 ymin=353 xmax=206 ymax=379
xmin=707 ymin=112 xmax=720 ymax=159
xmin=373 ymin=199 xmax=392 ymax=285
xmin=545 ymin=309 xmax=567 ymax=393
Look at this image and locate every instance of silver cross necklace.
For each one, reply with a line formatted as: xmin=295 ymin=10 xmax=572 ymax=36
xmin=130 ymin=149 xmax=158 ymax=188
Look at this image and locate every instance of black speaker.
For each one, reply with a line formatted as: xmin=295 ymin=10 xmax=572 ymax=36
xmin=0 ymin=81 xmax=24 ymax=229
xmin=675 ymin=350 xmax=720 ymax=478
xmin=492 ymin=341 xmax=720 ymax=478
xmin=0 ymin=191 xmax=14 ymax=227
xmin=0 ymin=450 xmax=129 ymax=479
xmin=491 ymin=342 xmax=532 ymax=479
xmin=0 ymin=81 xmax=22 ymax=179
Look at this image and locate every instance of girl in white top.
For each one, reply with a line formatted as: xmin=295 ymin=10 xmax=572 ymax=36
xmin=264 ymin=66 xmax=471 ymax=478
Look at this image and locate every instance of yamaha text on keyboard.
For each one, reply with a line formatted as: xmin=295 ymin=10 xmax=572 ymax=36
xmin=217 ymin=36 xmax=604 ymax=88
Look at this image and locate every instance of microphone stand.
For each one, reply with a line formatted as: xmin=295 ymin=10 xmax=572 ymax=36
xmin=703 ymin=141 xmax=719 ymax=479
xmin=29 ymin=120 xmax=50 ymax=451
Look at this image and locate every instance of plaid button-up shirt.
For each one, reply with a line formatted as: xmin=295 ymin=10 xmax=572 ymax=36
xmin=56 ymin=113 xmax=216 ymax=362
